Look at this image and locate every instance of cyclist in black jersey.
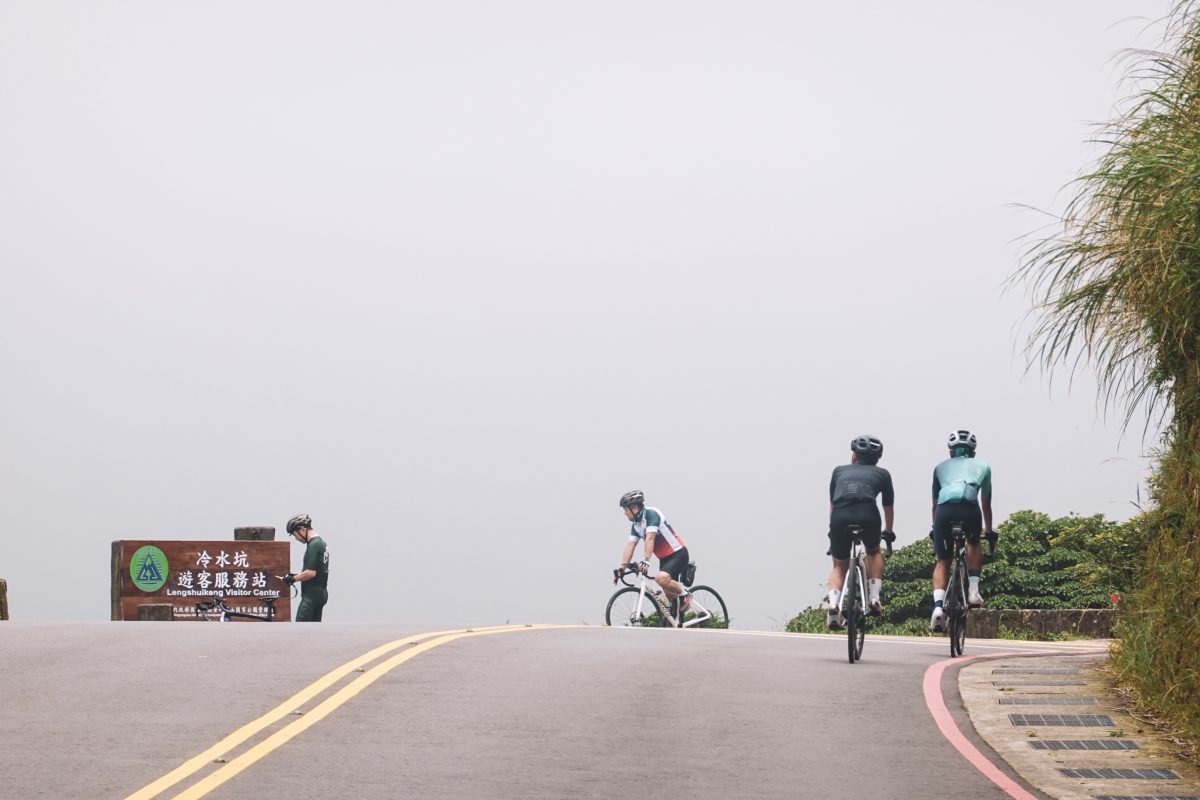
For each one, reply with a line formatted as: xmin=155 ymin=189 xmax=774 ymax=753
xmin=825 ymin=435 xmax=896 ymax=629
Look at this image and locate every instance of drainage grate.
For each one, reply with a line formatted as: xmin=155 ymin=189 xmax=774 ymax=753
xmin=1000 ymin=697 xmax=1099 ymax=705
xmin=993 ymin=667 xmax=1083 ymax=674
xmin=1096 ymin=796 xmax=1200 ymax=799
xmin=1009 ymin=714 xmax=1114 ymax=726
xmin=1058 ymin=768 xmax=1179 ymax=779
xmin=1029 ymin=740 xmax=1139 ymax=751
xmin=994 ymin=680 xmax=1088 ymax=686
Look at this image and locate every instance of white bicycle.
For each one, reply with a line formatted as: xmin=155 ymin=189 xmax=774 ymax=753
xmin=835 ymin=525 xmax=892 ymax=664
xmin=605 ymin=563 xmax=729 ymax=628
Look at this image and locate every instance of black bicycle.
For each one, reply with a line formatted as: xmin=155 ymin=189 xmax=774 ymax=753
xmin=838 ymin=525 xmax=892 ymax=664
xmin=195 ymin=595 xmax=280 ymax=622
xmin=943 ymin=522 xmax=996 ymax=657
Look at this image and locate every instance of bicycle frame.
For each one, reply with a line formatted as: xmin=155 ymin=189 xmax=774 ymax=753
xmin=638 ymin=571 xmax=711 ymax=628
xmin=612 ymin=567 xmax=714 ymax=628
xmin=195 ymin=595 xmax=278 ymax=622
xmin=838 ymin=537 xmax=868 ymax=621
xmin=832 ymin=525 xmax=893 ymax=663
xmin=942 ymin=521 xmax=992 ymax=656
xmin=835 ymin=527 xmax=868 ymax=663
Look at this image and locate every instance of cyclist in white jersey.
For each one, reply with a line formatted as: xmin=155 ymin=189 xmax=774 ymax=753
xmin=615 ymin=490 xmax=692 ymax=614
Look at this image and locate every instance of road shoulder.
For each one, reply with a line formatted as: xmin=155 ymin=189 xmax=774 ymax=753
xmin=958 ymin=645 xmax=1200 ymax=800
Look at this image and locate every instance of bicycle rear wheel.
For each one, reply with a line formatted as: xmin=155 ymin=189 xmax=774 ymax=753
xmin=605 ymin=587 xmax=663 ymax=627
xmin=684 ymin=586 xmax=728 ymax=628
xmin=846 ymin=563 xmax=865 ymax=663
xmin=947 ymin=558 xmax=967 ymax=657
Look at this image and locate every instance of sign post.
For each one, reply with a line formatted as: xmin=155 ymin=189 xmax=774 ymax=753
xmin=111 ymin=540 xmax=291 ymax=621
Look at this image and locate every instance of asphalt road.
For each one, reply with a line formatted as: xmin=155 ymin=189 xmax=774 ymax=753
xmin=1 ymin=621 xmax=1052 ymax=800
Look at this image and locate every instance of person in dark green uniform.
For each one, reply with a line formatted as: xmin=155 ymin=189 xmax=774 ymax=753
xmin=284 ymin=514 xmax=330 ymax=622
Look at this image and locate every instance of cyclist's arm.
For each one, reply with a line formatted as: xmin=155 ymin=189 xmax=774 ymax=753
xmin=293 ymin=568 xmax=317 ymax=583
xmin=642 ymin=531 xmax=657 ymax=562
xmin=981 ymin=466 xmax=994 ymax=532
xmin=619 ymin=539 xmax=637 ymax=566
xmin=931 ymin=469 xmax=940 ymax=523
xmin=881 ymin=469 xmax=895 ymax=531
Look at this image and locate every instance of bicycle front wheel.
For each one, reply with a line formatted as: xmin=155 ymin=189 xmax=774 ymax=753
xmin=605 ymin=587 xmax=663 ymax=627
xmin=846 ymin=564 xmax=865 ymax=663
xmin=685 ymin=586 xmax=729 ymax=628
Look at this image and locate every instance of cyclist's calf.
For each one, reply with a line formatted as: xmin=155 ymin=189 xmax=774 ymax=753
xmin=654 ymin=570 xmax=684 ymax=598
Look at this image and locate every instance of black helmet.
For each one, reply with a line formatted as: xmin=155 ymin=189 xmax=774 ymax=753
xmin=947 ymin=430 xmax=977 ymax=454
xmin=286 ymin=514 xmax=312 ymax=534
xmin=619 ymin=490 xmax=645 ymax=509
xmin=850 ymin=435 xmax=883 ymax=463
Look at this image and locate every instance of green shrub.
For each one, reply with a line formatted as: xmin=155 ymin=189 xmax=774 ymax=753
xmin=784 ymin=509 xmax=1142 ymax=636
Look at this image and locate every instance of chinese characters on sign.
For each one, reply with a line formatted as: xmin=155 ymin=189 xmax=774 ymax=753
xmin=111 ymin=540 xmax=291 ymax=621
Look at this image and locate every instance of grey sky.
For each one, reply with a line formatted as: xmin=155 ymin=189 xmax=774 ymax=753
xmin=1 ymin=2 xmax=1162 ymax=627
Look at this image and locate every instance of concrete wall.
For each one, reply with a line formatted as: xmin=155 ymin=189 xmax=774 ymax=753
xmin=966 ymin=608 xmax=1117 ymax=639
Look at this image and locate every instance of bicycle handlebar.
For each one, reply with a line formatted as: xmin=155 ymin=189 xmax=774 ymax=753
xmin=613 ymin=563 xmax=644 ymax=586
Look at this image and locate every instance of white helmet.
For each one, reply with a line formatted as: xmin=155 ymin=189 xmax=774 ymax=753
xmin=947 ymin=430 xmax=977 ymax=453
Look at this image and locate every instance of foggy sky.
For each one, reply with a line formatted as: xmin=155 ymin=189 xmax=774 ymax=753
xmin=0 ymin=1 xmax=1162 ymax=628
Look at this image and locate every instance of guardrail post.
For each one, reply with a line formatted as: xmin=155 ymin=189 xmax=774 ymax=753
xmin=136 ymin=603 xmax=174 ymax=621
xmin=234 ymin=526 xmax=275 ymax=541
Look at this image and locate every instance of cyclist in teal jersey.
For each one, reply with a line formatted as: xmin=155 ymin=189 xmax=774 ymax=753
xmin=928 ymin=430 xmax=995 ymax=632
xmin=283 ymin=514 xmax=330 ymax=622
xmin=615 ymin=490 xmax=692 ymax=614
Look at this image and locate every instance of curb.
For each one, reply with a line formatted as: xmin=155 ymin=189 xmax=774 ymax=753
xmin=956 ymin=648 xmax=1200 ymax=800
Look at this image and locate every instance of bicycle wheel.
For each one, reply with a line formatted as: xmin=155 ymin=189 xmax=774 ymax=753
xmin=605 ymin=587 xmax=663 ymax=627
xmin=947 ymin=558 xmax=967 ymax=657
xmin=684 ymin=586 xmax=728 ymax=628
xmin=846 ymin=564 xmax=865 ymax=663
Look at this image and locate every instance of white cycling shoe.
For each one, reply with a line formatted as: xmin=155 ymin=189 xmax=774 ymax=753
xmin=930 ymin=607 xmax=946 ymax=632
xmin=826 ymin=609 xmax=844 ymax=630
xmin=968 ymin=587 xmax=984 ymax=607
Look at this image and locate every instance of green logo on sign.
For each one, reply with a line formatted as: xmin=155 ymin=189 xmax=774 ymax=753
xmin=130 ymin=546 xmax=169 ymax=592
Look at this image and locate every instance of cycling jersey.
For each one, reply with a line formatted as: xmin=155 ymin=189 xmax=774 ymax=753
xmin=829 ymin=463 xmax=895 ymax=508
xmin=827 ymin=463 xmax=893 ymax=559
xmin=628 ymin=506 xmax=686 ymax=559
xmin=932 ymin=455 xmax=992 ymax=505
xmin=302 ymin=536 xmax=330 ymax=589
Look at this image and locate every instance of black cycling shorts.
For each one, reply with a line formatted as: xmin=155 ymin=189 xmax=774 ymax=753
xmin=931 ymin=501 xmax=982 ymax=560
xmin=828 ymin=503 xmax=882 ymax=560
xmin=658 ymin=547 xmax=689 ymax=582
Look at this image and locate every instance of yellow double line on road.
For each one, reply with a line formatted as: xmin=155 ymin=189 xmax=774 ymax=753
xmin=126 ymin=624 xmax=569 ymax=800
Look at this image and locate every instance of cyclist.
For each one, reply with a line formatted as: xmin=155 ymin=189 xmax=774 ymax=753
xmin=826 ymin=435 xmax=896 ymax=628
xmin=284 ymin=514 xmax=330 ymax=622
xmin=615 ymin=491 xmax=692 ymax=616
xmin=929 ymin=430 xmax=995 ymax=632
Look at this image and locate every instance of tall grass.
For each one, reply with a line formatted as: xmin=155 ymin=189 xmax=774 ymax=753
xmin=1111 ymin=422 xmax=1200 ymax=745
xmin=1012 ymin=1 xmax=1200 ymax=747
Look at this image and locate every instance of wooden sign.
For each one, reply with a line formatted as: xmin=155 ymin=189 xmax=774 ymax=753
xmin=111 ymin=540 xmax=292 ymax=622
